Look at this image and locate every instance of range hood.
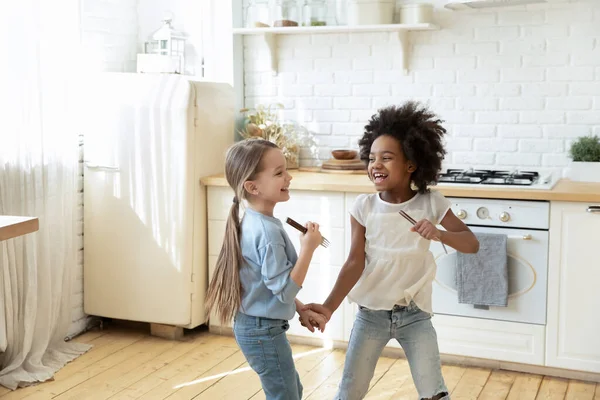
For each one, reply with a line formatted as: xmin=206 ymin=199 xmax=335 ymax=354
xmin=445 ymin=0 xmax=548 ymax=10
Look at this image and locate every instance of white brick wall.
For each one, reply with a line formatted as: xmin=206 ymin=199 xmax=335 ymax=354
xmin=81 ymin=0 xmax=138 ymax=72
xmin=242 ymin=0 xmax=600 ymax=174
xmin=71 ymin=0 xmax=138 ymax=337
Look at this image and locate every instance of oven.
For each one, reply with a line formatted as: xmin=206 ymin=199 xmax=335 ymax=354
xmin=430 ymin=197 xmax=549 ymax=325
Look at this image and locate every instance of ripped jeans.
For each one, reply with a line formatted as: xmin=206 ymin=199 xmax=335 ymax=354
xmin=335 ymin=302 xmax=449 ymax=400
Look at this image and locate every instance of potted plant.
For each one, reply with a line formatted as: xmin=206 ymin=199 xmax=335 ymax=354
xmin=238 ymin=103 xmax=301 ymax=169
xmin=566 ymin=135 xmax=600 ymax=183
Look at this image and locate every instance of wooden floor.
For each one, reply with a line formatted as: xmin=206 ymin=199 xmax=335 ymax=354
xmin=0 ymin=326 xmax=598 ymax=400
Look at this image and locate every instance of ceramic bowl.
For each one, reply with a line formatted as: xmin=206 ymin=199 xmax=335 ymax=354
xmin=331 ymin=149 xmax=358 ymax=160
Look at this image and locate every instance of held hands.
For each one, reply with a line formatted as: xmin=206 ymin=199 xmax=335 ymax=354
xmin=299 ymin=303 xmax=333 ymax=333
xmin=297 ymin=307 xmax=328 ymax=333
xmin=411 ymin=219 xmax=442 ymax=241
xmin=300 ymin=222 xmax=322 ymax=252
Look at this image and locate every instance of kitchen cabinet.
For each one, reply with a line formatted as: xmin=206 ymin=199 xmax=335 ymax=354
xmin=546 ymin=202 xmax=600 ymax=373
xmin=431 ymin=315 xmax=545 ymax=365
xmin=206 ymin=186 xmax=600 ymax=372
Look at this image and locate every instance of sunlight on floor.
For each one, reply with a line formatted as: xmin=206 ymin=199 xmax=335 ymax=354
xmin=172 ymin=346 xmax=331 ymax=389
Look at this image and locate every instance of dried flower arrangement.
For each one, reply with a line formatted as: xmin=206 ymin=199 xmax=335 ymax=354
xmin=238 ymin=103 xmax=302 ymax=168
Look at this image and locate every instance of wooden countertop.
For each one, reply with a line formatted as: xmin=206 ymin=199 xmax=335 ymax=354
xmin=201 ymin=171 xmax=600 ymax=203
xmin=0 ymin=216 xmax=39 ymax=241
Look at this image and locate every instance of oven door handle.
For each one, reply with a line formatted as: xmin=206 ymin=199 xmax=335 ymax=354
xmin=508 ymin=234 xmax=532 ymax=240
xmin=587 ymin=206 xmax=600 ymax=213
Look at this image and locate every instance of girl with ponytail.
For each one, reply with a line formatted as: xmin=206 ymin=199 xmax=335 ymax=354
xmin=206 ymin=139 xmax=325 ymax=400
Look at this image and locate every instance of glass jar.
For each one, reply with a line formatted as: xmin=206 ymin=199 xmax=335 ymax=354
xmin=272 ymin=0 xmax=300 ymax=27
xmin=334 ymin=0 xmax=347 ymax=26
xmin=302 ymin=0 xmax=328 ymax=26
xmin=246 ymin=0 xmax=271 ymax=28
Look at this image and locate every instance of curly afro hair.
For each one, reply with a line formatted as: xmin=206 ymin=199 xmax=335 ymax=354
xmin=358 ymin=101 xmax=447 ymax=194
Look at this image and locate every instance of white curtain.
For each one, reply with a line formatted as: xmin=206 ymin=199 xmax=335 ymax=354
xmin=0 ymin=0 xmax=91 ymax=390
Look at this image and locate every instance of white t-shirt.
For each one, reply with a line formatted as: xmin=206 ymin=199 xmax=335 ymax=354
xmin=348 ymin=190 xmax=451 ymax=314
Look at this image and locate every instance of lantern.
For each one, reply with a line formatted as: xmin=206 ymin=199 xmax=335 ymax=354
xmin=143 ymin=14 xmax=187 ymax=74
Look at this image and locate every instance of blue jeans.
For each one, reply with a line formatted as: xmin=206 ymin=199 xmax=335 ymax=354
xmin=233 ymin=312 xmax=302 ymax=400
xmin=336 ymin=303 xmax=449 ymax=400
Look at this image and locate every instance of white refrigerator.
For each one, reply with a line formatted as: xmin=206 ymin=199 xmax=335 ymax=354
xmin=82 ymin=73 xmax=234 ymax=328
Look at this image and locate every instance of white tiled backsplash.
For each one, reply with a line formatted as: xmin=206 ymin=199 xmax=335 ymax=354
xmin=242 ymin=0 xmax=600 ymax=175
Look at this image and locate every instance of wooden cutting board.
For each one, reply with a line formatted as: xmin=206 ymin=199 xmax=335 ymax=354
xmin=322 ymin=158 xmax=363 ymax=165
xmin=322 ymin=164 xmax=366 ymax=170
xmin=321 ymin=158 xmax=366 ymax=171
xmin=299 ymin=167 xmax=368 ymax=175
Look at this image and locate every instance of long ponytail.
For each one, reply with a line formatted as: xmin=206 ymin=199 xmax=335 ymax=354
xmin=205 ymin=198 xmax=242 ymax=324
xmin=205 ymin=139 xmax=278 ymax=324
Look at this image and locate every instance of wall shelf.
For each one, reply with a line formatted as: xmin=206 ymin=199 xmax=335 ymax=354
xmin=233 ymin=23 xmax=439 ymax=75
xmin=233 ymin=23 xmax=438 ymax=35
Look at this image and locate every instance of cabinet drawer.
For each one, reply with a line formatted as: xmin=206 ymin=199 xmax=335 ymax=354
xmin=430 ymin=314 xmax=545 ymax=366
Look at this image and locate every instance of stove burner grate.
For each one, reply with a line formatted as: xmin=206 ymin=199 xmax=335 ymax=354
xmin=437 ymin=169 xmax=540 ymax=186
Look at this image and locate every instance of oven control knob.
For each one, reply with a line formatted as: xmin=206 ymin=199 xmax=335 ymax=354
xmin=456 ymin=209 xmax=467 ymax=220
xmin=476 ymin=207 xmax=489 ymax=219
xmin=499 ymin=212 xmax=511 ymax=222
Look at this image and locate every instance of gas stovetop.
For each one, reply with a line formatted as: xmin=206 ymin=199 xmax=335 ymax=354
xmin=434 ymin=169 xmax=557 ymax=190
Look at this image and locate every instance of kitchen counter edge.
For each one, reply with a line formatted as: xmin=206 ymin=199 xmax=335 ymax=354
xmin=201 ymin=172 xmax=600 ymax=203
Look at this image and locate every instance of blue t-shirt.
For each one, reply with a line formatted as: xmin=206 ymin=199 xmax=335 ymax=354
xmin=239 ymin=207 xmax=301 ymax=320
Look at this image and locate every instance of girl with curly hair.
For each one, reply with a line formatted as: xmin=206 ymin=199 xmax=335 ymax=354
xmin=304 ymin=101 xmax=480 ymax=400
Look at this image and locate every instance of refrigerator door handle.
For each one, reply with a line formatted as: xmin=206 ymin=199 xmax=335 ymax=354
xmin=84 ymin=161 xmax=120 ymax=172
